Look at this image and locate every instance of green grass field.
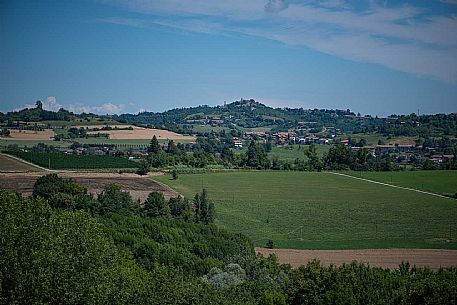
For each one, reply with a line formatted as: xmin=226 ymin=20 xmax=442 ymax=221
xmin=345 ymin=170 xmax=457 ymax=195
xmin=347 ymin=133 xmax=417 ymax=146
xmin=156 ymin=171 xmax=457 ymax=250
xmin=0 ymin=139 xmax=71 ymax=148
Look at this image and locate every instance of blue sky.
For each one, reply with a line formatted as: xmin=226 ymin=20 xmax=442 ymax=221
xmin=1 ymin=0 xmax=456 ymax=116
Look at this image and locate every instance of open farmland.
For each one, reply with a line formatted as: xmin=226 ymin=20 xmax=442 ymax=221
xmin=5 ymin=151 xmax=138 ymax=170
xmin=86 ymin=126 xmax=195 ymax=141
xmin=345 ymin=170 xmax=457 ymax=195
xmin=0 ymin=172 xmax=179 ymax=202
xmin=0 ymin=139 xmax=70 ymax=148
xmin=0 ymin=154 xmax=42 ymax=172
xmin=156 ymin=171 xmax=457 ymax=250
xmin=256 ymin=248 xmax=457 ymax=270
xmin=0 ymin=129 xmax=55 ymax=140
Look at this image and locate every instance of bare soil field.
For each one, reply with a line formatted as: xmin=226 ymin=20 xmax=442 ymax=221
xmin=0 ymin=129 xmax=55 ymax=140
xmin=0 ymin=154 xmax=42 ymax=172
xmin=0 ymin=172 xmax=180 ymax=202
xmin=256 ymin=248 xmax=457 ymax=270
xmin=86 ymin=126 xmax=195 ymax=141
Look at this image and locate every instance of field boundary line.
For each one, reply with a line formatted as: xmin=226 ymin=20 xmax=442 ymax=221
xmin=330 ymin=172 xmax=455 ymax=200
xmin=151 ymin=176 xmax=184 ymax=198
xmin=0 ymin=153 xmax=53 ymax=172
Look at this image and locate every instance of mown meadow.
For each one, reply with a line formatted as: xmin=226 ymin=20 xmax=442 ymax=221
xmin=156 ymin=171 xmax=457 ymax=250
xmin=345 ymin=170 xmax=457 ymax=195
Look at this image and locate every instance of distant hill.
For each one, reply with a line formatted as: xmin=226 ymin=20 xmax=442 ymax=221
xmin=1 ymin=99 xmax=456 ymax=137
xmin=115 ymin=98 xmax=379 ymax=133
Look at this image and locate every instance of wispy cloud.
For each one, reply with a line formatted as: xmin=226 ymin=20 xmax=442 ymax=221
xmin=99 ymin=0 xmax=457 ymax=83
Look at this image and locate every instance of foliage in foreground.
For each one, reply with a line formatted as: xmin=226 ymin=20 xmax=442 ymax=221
xmin=2 ymin=187 xmax=457 ymax=304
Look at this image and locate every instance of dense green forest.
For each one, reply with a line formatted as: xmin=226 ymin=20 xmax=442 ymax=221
xmin=1 ymin=174 xmax=457 ymax=304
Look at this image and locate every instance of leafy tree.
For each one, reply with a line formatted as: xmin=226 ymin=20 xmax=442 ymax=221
xmin=323 ymin=144 xmax=353 ymax=170
xmin=203 ymin=263 xmax=246 ymax=289
xmin=136 ymin=159 xmax=150 ymax=175
xmin=0 ymin=190 xmax=148 ymax=304
xmin=166 ymin=140 xmax=180 ymax=155
xmin=246 ymin=140 xmax=270 ymax=169
xmin=422 ymin=159 xmax=436 ymax=170
xmin=259 ymin=292 xmax=286 ymax=305
xmin=97 ymin=183 xmax=139 ymax=216
xmin=168 ymin=196 xmax=191 ymax=219
xmin=194 ymin=189 xmax=215 ymax=224
xmin=304 ymin=144 xmax=322 ymax=171
xmin=33 ymin=173 xmax=93 ymax=210
xmin=172 ymin=169 xmax=178 ymax=180
xmin=148 ymin=135 xmax=160 ymax=154
xmin=142 ymin=192 xmax=170 ymax=217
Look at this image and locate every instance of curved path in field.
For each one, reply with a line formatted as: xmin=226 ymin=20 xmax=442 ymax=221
xmin=256 ymin=248 xmax=457 ymax=270
xmin=330 ymin=172 xmax=454 ymax=200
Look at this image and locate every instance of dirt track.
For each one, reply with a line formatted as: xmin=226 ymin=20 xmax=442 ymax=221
xmin=256 ymin=248 xmax=457 ymax=270
xmin=0 ymin=172 xmax=180 ymax=202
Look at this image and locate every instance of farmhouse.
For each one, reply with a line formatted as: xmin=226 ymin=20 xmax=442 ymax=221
xmin=234 ymin=140 xmax=243 ymax=149
xmin=396 ymin=144 xmax=415 ymax=152
xmin=376 ymin=145 xmax=395 ymax=153
xmin=318 ymin=138 xmax=330 ymax=145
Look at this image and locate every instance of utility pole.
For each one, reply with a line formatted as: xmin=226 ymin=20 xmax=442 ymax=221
xmin=48 ymin=155 xmax=51 ymax=170
xmin=300 ymin=225 xmax=303 ymax=241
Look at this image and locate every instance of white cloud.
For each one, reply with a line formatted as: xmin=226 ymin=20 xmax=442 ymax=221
xmin=42 ymin=96 xmax=62 ymax=111
xmin=101 ymin=0 xmax=457 ymax=83
xmin=68 ymin=102 xmax=125 ymax=114
xmin=15 ymin=96 xmax=62 ymax=112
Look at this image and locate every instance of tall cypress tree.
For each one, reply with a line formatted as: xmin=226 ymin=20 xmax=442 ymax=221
xmin=148 ymin=135 xmax=160 ymax=154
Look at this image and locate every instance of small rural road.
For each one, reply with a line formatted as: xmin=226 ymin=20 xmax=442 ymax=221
xmin=256 ymin=248 xmax=457 ymax=270
xmin=329 ymin=172 xmax=454 ymax=200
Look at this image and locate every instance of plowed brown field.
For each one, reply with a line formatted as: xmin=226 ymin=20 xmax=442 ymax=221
xmin=256 ymin=248 xmax=457 ymax=270
xmin=0 ymin=172 xmax=180 ymax=202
